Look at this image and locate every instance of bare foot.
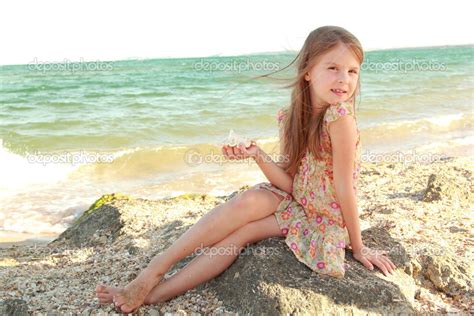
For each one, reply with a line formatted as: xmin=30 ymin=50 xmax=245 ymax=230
xmin=113 ymin=272 xmax=163 ymax=313
xmin=95 ymin=284 xmax=122 ymax=305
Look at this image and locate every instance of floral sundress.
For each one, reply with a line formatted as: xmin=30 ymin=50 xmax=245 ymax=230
xmin=251 ymin=101 xmax=361 ymax=278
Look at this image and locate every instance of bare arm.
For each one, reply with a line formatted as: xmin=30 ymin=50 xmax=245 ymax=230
xmin=330 ymin=115 xmax=397 ymax=275
xmin=253 ymin=120 xmax=293 ymax=193
xmin=253 ymin=147 xmax=293 ymax=194
xmin=329 ymin=115 xmax=363 ymax=253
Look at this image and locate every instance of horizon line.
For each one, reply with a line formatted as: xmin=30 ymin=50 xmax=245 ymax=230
xmin=1 ymin=43 xmax=472 ymax=67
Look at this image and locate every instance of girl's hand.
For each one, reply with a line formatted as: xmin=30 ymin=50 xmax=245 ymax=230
xmin=221 ymin=140 xmax=259 ymax=160
xmin=353 ymin=245 xmax=396 ymax=277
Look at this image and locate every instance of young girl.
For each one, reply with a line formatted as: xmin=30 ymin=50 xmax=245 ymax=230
xmin=96 ymin=25 xmax=396 ymax=313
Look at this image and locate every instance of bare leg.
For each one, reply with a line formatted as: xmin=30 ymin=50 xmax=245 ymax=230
xmin=144 ymin=214 xmax=283 ymax=305
xmin=100 ymin=189 xmax=284 ymax=312
xmin=148 ymin=189 xmax=280 ymax=273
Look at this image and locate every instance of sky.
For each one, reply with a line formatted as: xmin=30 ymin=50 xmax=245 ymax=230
xmin=0 ymin=0 xmax=473 ymax=66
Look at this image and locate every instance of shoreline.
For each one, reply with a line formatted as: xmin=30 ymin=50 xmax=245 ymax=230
xmin=0 ymin=232 xmax=56 ymax=249
xmin=2 ymin=153 xmax=472 ymax=247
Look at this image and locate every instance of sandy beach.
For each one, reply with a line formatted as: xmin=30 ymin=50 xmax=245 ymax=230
xmin=0 ymin=154 xmax=472 ymax=314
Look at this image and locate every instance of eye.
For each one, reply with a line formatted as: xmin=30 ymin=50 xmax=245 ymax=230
xmin=350 ymin=70 xmax=358 ymax=74
xmin=328 ymin=67 xmax=337 ymax=70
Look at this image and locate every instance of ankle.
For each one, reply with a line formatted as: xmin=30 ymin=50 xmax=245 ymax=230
xmin=141 ymin=267 xmax=166 ymax=282
xmin=144 ymin=291 xmax=166 ymax=305
xmin=147 ymin=254 xmax=172 ymax=275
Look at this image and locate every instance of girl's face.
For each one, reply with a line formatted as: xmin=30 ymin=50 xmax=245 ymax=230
xmin=305 ymin=43 xmax=360 ymax=107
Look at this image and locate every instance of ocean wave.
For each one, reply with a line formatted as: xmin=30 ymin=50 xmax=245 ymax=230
xmin=363 ymin=113 xmax=472 ymax=138
xmin=0 ymin=138 xmax=279 ymax=190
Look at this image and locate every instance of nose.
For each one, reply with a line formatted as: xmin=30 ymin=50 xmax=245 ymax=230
xmin=337 ymin=71 xmax=350 ymax=83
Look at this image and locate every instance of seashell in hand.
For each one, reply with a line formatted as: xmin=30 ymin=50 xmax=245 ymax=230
xmin=222 ymin=129 xmax=252 ymax=147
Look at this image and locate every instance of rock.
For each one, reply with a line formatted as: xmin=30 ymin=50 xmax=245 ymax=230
xmin=419 ymin=252 xmax=473 ymax=297
xmin=167 ymin=193 xmax=212 ymax=202
xmin=422 ymin=172 xmax=471 ymax=202
xmin=48 ymin=194 xmax=129 ymax=248
xmin=74 ymin=193 xmax=132 ymax=225
xmin=47 ymin=188 xmax=234 ymax=249
xmin=127 ymin=244 xmax=140 ymax=255
xmin=0 ymin=299 xmax=28 ymax=316
xmin=422 ymin=174 xmax=442 ymax=201
xmin=199 ymin=227 xmax=417 ymax=315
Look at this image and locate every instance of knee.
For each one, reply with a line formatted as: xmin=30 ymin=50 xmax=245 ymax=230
xmin=232 ymin=189 xmax=260 ymax=210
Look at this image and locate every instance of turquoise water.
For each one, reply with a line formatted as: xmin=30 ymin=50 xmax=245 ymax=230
xmin=0 ymin=45 xmax=473 ymax=238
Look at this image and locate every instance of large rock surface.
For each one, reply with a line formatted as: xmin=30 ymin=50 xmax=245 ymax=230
xmin=50 ymin=193 xmax=419 ymax=314
xmin=200 ymin=227 xmax=417 ymax=315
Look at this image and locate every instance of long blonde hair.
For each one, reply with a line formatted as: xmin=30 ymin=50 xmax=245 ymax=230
xmin=278 ymin=26 xmax=364 ymax=177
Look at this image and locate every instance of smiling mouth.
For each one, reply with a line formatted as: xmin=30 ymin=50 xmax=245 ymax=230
xmin=331 ymin=89 xmax=347 ymax=94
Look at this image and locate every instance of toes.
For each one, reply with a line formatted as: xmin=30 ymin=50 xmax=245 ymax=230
xmin=97 ymin=293 xmax=110 ymax=299
xmin=121 ymin=304 xmax=136 ymax=313
xmin=97 ymin=293 xmax=113 ymax=304
xmin=113 ymin=294 xmax=126 ymax=308
xmin=96 ymin=284 xmax=112 ymax=295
